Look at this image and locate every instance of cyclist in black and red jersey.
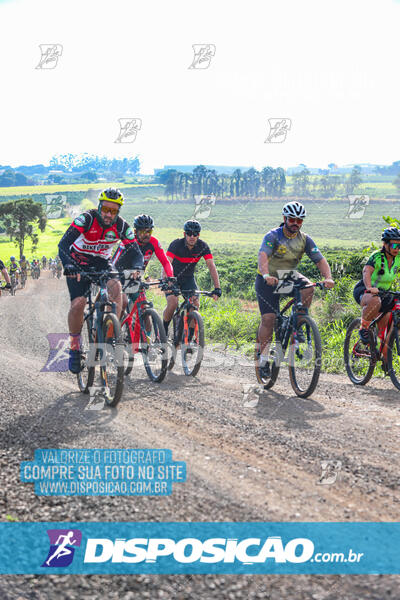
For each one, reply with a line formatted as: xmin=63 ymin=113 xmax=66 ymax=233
xmin=112 ymin=214 xmax=175 ymax=310
xmin=58 ymin=188 xmax=144 ymax=374
xmin=162 ymin=219 xmax=222 ymax=335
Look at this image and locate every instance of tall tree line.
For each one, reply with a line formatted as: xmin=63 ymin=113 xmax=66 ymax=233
xmin=158 ymin=166 xmax=287 ymax=200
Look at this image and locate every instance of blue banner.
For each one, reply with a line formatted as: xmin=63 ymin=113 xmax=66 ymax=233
xmin=0 ymin=522 xmax=399 ymax=574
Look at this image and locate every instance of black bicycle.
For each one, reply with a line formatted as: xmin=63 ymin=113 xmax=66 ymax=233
xmin=255 ymin=274 xmax=326 ymax=398
xmin=167 ymin=288 xmax=214 ymax=377
xmin=77 ymin=269 xmax=124 ymax=407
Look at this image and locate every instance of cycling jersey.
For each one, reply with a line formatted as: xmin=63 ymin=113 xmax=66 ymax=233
xmin=258 ymin=226 xmax=323 ymax=277
xmin=113 ymin=235 xmax=173 ymax=277
xmin=19 ymin=260 xmax=27 ymax=270
xmin=166 ymin=238 xmax=213 ymax=281
xmin=9 ymin=262 xmax=19 ymax=273
xmin=58 ymin=209 xmax=143 ymax=270
xmin=361 ymin=250 xmax=400 ymax=291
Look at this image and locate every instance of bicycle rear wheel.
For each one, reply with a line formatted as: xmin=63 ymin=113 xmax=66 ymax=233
xmin=141 ymin=308 xmax=168 ymax=383
xmin=343 ymin=317 xmax=376 ymax=385
xmin=181 ymin=310 xmax=204 ymax=377
xmin=167 ymin=314 xmax=181 ymax=371
xmin=387 ymin=325 xmax=400 ymax=390
xmin=288 ymin=314 xmax=322 ymax=398
xmin=254 ymin=330 xmax=281 ymax=389
xmin=77 ymin=318 xmax=96 ymax=393
xmin=100 ymin=313 xmax=125 ymax=406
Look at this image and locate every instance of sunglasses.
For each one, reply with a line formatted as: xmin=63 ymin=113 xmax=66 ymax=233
xmin=185 ymin=231 xmax=199 ymax=237
xmin=101 ymin=206 xmax=119 ymax=217
xmin=137 ymin=228 xmax=153 ymax=235
xmin=287 ymin=217 xmax=303 ymax=225
xmin=390 ymin=242 xmax=400 ymax=249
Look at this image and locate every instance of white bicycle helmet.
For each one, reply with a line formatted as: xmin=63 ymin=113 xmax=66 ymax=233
xmin=282 ymin=201 xmax=306 ymax=218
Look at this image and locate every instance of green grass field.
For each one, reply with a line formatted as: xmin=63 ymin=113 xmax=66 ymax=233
xmin=0 ymin=182 xmax=160 ymax=197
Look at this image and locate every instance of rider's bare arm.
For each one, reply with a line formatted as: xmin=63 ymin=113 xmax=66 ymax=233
xmin=258 ymin=251 xmax=278 ymax=286
xmin=362 ymin=264 xmax=378 ymax=293
xmin=316 ymin=257 xmax=335 ymax=288
xmin=1 ymin=268 xmax=10 ymax=285
xmin=205 ymin=258 xmax=220 ymax=289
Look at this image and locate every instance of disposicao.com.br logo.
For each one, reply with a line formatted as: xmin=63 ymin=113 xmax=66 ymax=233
xmin=84 ymin=535 xmax=313 ymax=564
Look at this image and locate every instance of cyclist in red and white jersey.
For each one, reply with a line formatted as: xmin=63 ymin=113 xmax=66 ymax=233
xmin=58 ymin=188 xmax=143 ymax=374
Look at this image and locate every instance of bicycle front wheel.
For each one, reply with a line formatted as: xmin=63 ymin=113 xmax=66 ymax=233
xmin=100 ymin=313 xmax=125 ymax=406
xmin=140 ymin=308 xmax=168 ymax=383
xmin=344 ymin=317 xmax=375 ymax=385
xmin=181 ymin=310 xmax=204 ymax=377
xmin=122 ymin=320 xmax=134 ymax=376
xmin=77 ymin=318 xmax=96 ymax=393
xmin=288 ymin=315 xmax=322 ymax=398
xmin=387 ymin=325 xmax=400 ymax=391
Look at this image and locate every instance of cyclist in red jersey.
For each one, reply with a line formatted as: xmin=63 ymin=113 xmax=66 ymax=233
xmin=58 ymin=188 xmax=143 ymax=374
xmin=112 ymin=214 xmax=175 ymax=311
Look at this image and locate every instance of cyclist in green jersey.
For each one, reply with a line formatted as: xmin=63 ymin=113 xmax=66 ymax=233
xmin=353 ymin=227 xmax=400 ymax=345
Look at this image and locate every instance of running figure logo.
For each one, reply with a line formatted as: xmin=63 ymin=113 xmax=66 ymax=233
xmin=114 ymin=118 xmax=142 ymax=143
xmin=42 ymin=529 xmax=82 ymax=567
xmin=41 ymin=334 xmax=70 ymax=372
xmin=265 ymin=118 xmax=292 ymax=143
xmin=188 ymin=44 xmax=216 ymax=69
xmin=36 ymin=44 xmax=63 ymax=69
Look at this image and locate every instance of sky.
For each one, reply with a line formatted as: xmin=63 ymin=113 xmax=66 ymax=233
xmin=0 ymin=0 xmax=399 ymax=173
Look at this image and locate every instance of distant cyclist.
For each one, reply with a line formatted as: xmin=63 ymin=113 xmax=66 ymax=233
xmin=0 ymin=259 xmax=11 ymax=295
xmin=42 ymin=255 xmax=47 ymax=269
xmin=112 ymin=213 xmax=175 ymax=311
xmin=58 ymin=188 xmax=143 ymax=374
xmin=353 ymin=227 xmax=400 ymax=351
xmin=256 ymin=201 xmax=334 ymax=378
xmin=9 ymin=256 xmax=20 ymax=286
xmin=163 ymin=219 xmax=222 ymax=336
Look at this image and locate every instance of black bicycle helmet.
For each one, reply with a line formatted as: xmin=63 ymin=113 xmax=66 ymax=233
xmin=133 ymin=214 xmax=154 ymax=229
xmin=183 ymin=220 xmax=201 ymax=234
xmin=381 ymin=227 xmax=400 ymax=242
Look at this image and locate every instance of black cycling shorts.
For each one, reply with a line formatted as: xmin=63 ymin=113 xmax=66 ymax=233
xmin=255 ymin=273 xmax=310 ymax=316
xmin=66 ymin=259 xmax=115 ymax=301
xmin=165 ymin=275 xmax=197 ymax=297
xmin=353 ymin=280 xmax=395 ymax=313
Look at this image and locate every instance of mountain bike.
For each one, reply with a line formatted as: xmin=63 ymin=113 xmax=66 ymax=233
xmin=255 ymin=274 xmax=326 ymax=398
xmin=167 ymin=288 xmax=214 ymax=377
xmin=344 ymin=291 xmax=400 ymax=390
xmin=20 ymin=270 xmax=27 ymax=289
xmin=9 ymin=273 xmax=18 ymax=296
xmin=77 ymin=269 xmax=124 ymax=407
xmin=121 ymin=276 xmax=169 ymax=383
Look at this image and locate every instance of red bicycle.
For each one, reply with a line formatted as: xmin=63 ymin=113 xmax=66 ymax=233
xmin=121 ymin=277 xmax=169 ymax=383
xmin=344 ymin=290 xmax=400 ymax=389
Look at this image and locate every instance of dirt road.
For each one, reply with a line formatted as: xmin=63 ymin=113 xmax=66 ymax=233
xmin=0 ymin=273 xmax=399 ymax=599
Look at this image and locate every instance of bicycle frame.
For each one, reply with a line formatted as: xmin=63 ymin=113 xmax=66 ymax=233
xmin=275 ymin=281 xmax=320 ymax=356
xmin=365 ymin=294 xmax=400 ymax=359
xmin=120 ymin=287 xmax=153 ymax=354
xmin=172 ymin=290 xmax=213 ymax=346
